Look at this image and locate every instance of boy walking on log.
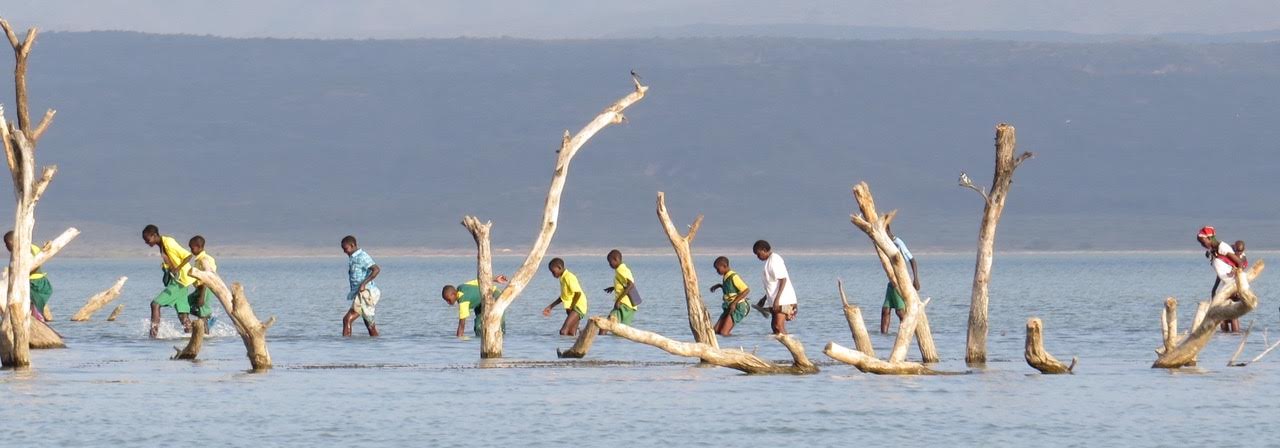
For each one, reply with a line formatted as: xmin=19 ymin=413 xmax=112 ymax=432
xmin=711 ymin=256 xmax=751 ymax=336
xmin=4 ymin=230 xmax=53 ymax=322
xmin=542 ymin=258 xmax=587 ymax=336
xmin=753 ymin=240 xmax=797 ymax=335
xmin=143 ymin=224 xmax=196 ymax=337
xmin=441 ymin=275 xmax=509 ymax=337
xmin=881 ymin=224 xmax=922 ymax=334
xmin=600 ymin=249 xmax=638 ymax=335
xmin=341 ymin=235 xmax=380 ymax=337
xmin=186 ymin=235 xmax=217 ymax=334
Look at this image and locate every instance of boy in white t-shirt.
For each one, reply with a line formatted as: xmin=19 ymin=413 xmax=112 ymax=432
xmin=752 ymin=240 xmax=797 ymax=335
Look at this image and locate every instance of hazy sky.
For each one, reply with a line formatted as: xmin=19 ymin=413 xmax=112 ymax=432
xmin=6 ymin=0 xmax=1280 ymax=38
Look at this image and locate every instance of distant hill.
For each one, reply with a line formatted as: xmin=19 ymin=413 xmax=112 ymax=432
xmin=8 ymin=32 xmax=1280 ymax=256
xmin=610 ymin=24 xmax=1280 ymax=43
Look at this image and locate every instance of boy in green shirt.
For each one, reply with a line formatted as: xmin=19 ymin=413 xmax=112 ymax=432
xmin=542 ymin=257 xmax=586 ymax=336
xmin=711 ymin=256 xmax=751 ymax=336
xmin=441 ymin=274 xmax=509 ymax=337
xmin=4 ymin=231 xmax=53 ymax=322
xmin=600 ymin=249 xmax=638 ymax=335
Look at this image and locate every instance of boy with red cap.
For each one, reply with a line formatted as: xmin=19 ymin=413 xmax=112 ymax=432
xmin=1196 ymin=226 xmax=1247 ymax=333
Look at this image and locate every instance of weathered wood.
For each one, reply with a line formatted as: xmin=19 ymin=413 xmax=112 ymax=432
xmin=27 ymin=318 xmax=63 ymax=349
xmin=593 ymin=317 xmax=817 ymax=374
xmin=836 ymin=279 xmax=875 ymax=357
xmin=871 ymin=243 xmax=938 ymax=362
xmin=70 ymin=276 xmax=128 ymax=321
xmin=463 ymin=75 xmax=647 ymax=359
xmin=1153 ymin=261 xmax=1264 ymax=368
xmin=824 ymin=342 xmax=934 ymax=375
xmin=189 ymin=268 xmax=275 ymax=370
xmin=961 ymin=123 xmax=1034 ymax=366
xmin=1227 ymin=320 xmax=1254 ymax=366
xmin=1024 ymin=317 xmax=1075 ymax=374
xmin=106 ymin=303 xmax=125 ymax=321
xmin=557 ymin=318 xmax=601 ymax=358
xmin=172 ymin=319 xmax=206 ymax=360
xmin=656 ymin=192 xmax=717 ymax=348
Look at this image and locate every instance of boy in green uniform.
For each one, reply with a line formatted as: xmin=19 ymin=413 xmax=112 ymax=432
xmin=711 ymin=256 xmax=751 ymax=336
xmin=142 ymin=224 xmax=196 ymax=337
xmin=542 ymin=257 xmax=587 ymax=336
xmin=600 ymin=250 xmax=638 ymax=335
xmin=186 ymin=235 xmax=217 ymax=333
xmin=441 ymin=274 xmax=509 ymax=337
xmin=4 ymin=231 xmax=53 ymax=322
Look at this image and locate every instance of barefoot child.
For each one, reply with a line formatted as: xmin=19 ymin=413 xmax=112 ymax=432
xmin=753 ymin=240 xmax=797 ymax=335
xmin=143 ymin=225 xmax=196 ymax=337
xmin=4 ymin=231 xmax=53 ymax=322
xmin=341 ymin=235 xmax=380 ymax=337
xmin=187 ymin=235 xmax=217 ymax=333
xmin=600 ymin=250 xmax=638 ymax=334
xmin=711 ymin=256 xmax=751 ymax=336
xmin=542 ymin=258 xmax=586 ymax=336
xmin=1220 ymin=240 xmax=1249 ymax=333
xmin=441 ymin=275 xmax=508 ymax=337
xmin=881 ymin=224 xmax=921 ymax=334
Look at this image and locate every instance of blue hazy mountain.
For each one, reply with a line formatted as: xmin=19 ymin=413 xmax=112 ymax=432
xmin=12 ymin=32 xmax=1280 ymax=255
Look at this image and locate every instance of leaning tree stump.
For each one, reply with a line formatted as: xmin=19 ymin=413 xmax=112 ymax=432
xmin=172 ymin=319 xmax=206 ymax=360
xmin=1024 ymin=317 xmax=1076 ymax=374
xmin=70 ymin=276 xmax=128 ymax=321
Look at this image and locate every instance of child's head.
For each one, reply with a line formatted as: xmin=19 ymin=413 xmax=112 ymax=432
xmin=2 ymin=230 xmax=13 ymax=252
xmin=142 ymin=224 xmax=160 ymax=246
xmin=189 ymin=235 xmax=206 ymax=254
xmin=341 ymin=235 xmax=358 ymax=255
xmin=441 ymin=285 xmax=459 ymax=305
xmin=713 ymin=256 xmax=730 ymax=275
xmin=607 ymin=249 xmax=622 ymax=269
xmin=548 ymin=257 xmax=565 ymax=277
xmin=1234 ymin=240 xmax=1247 ymax=253
xmin=753 ymin=240 xmax=771 ymax=261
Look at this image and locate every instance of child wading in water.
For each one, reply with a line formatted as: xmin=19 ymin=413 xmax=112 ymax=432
xmin=711 ymin=256 xmax=751 ymax=336
xmin=441 ymin=275 xmax=508 ymax=337
xmin=341 ymin=235 xmax=380 ymax=337
xmin=4 ymin=231 xmax=53 ymax=322
xmin=186 ymin=235 xmax=217 ymax=334
xmin=600 ymin=250 xmax=637 ymax=335
xmin=881 ymin=224 xmax=921 ymax=334
xmin=753 ymin=240 xmax=797 ymax=335
xmin=143 ymin=224 xmax=196 ymax=337
xmin=542 ymin=258 xmax=587 ymax=336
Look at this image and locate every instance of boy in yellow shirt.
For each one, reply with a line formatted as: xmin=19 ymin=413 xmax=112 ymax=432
xmin=4 ymin=230 xmax=53 ymax=322
xmin=441 ymin=274 xmax=508 ymax=337
xmin=542 ymin=257 xmax=586 ymax=336
xmin=186 ymin=235 xmax=217 ymax=333
xmin=142 ymin=224 xmax=196 ymax=337
xmin=600 ymin=249 xmax=638 ymax=335
xmin=711 ymin=256 xmax=751 ymax=336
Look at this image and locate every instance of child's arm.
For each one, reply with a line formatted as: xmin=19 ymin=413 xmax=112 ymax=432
xmin=542 ymin=298 xmax=563 ymax=316
xmin=568 ymin=291 xmax=583 ymax=314
xmin=456 ymin=318 xmax=467 ymax=338
xmin=909 ymin=258 xmax=921 ymax=290
xmin=358 ymin=264 xmax=380 ymax=291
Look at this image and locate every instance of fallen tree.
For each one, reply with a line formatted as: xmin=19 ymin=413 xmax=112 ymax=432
xmin=70 ymin=276 xmax=128 ymax=321
xmin=463 ymin=74 xmax=647 ymax=359
xmin=1153 ymin=261 xmax=1264 ymax=369
xmin=106 ymin=304 xmax=125 ymax=321
xmin=189 ymin=268 xmax=275 ymax=370
xmin=592 ymin=317 xmax=817 ymax=374
xmin=1024 ymin=317 xmax=1076 ymax=374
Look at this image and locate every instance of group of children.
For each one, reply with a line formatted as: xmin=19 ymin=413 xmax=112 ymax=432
xmin=1197 ymin=225 xmax=1250 ymax=333
xmin=141 ymin=225 xmax=218 ymax=337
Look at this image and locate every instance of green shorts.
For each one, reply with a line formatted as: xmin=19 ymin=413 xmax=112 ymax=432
xmin=154 ymin=282 xmax=193 ymax=314
xmin=721 ymin=299 xmax=750 ymax=324
xmin=883 ymin=282 xmax=905 ymax=310
xmin=609 ymin=304 xmax=636 ymax=325
xmin=188 ymin=287 xmax=214 ymax=318
xmin=30 ymin=277 xmax=52 ymax=311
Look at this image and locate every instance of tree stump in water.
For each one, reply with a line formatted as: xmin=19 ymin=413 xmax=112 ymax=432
xmin=1153 ymin=262 xmax=1264 ymax=369
xmin=188 ymin=269 xmax=275 ymax=370
xmin=172 ymin=319 xmax=206 ymax=360
xmin=1024 ymin=317 xmax=1075 ymax=374
xmin=70 ymin=276 xmax=128 ymax=321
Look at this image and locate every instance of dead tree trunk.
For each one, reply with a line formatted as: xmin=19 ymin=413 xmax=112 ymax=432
xmin=1153 ymin=262 xmax=1264 ymax=368
xmin=836 ymin=279 xmax=875 ymax=357
xmin=1024 ymin=317 xmax=1076 ymax=374
xmin=656 ymin=192 xmax=717 ymax=347
xmin=70 ymin=276 xmax=128 ymax=321
xmin=106 ymin=304 xmax=125 ymax=321
xmin=172 ymin=319 xmax=206 ymax=360
xmin=557 ymin=318 xmax=601 ymax=358
xmin=826 ymin=182 xmax=937 ymax=375
xmin=462 ymin=75 xmax=647 ymax=359
xmin=592 ymin=317 xmax=817 ymax=374
xmin=189 ymin=268 xmax=275 ymax=370
xmin=960 ymin=123 xmax=1033 ymax=366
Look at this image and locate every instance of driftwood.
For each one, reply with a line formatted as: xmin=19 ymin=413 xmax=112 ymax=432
xmin=1226 ymin=320 xmax=1254 ymax=366
xmin=836 ymin=279 xmax=875 ymax=357
xmin=656 ymin=192 xmax=718 ymax=347
xmin=1024 ymin=318 xmax=1076 ymax=374
xmin=960 ymin=123 xmax=1033 ymax=366
xmin=172 ymin=319 xmax=206 ymax=360
xmin=462 ymin=75 xmax=647 ymax=359
xmin=0 ymin=18 xmax=76 ymax=367
xmin=867 ymin=227 xmax=938 ymax=362
xmin=824 ymin=342 xmax=934 ymax=375
xmin=70 ymin=276 xmax=128 ymax=321
xmin=106 ymin=304 xmax=125 ymax=321
xmin=28 ymin=319 xmax=64 ymax=349
xmin=189 ymin=268 xmax=275 ymax=370
xmin=557 ymin=318 xmax=601 ymax=358
xmin=592 ymin=317 xmax=817 ymax=374
xmin=1153 ymin=262 xmax=1264 ymax=368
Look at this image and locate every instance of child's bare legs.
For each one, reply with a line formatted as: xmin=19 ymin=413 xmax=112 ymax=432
xmin=880 ymin=307 xmax=891 ymax=334
xmin=150 ymin=302 xmax=162 ymax=338
xmin=363 ymin=316 xmax=379 ymax=337
xmin=178 ymin=312 xmax=192 ymax=333
xmin=342 ymin=309 xmax=359 ymax=337
xmin=560 ymin=310 xmax=581 ymax=336
xmin=770 ymin=303 xmax=787 ymax=335
xmin=715 ymin=313 xmax=732 ymax=336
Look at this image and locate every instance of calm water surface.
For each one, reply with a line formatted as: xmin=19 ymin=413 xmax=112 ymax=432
xmin=2 ymin=253 xmax=1277 ymax=446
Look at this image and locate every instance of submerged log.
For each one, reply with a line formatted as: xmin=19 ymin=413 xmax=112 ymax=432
xmin=593 ymin=317 xmax=817 ymax=374
xmin=172 ymin=319 xmax=206 ymax=360
xmin=462 ymin=74 xmax=648 ymax=359
xmin=70 ymin=276 xmax=128 ymax=321
xmin=960 ymin=123 xmax=1034 ymax=366
xmin=106 ymin=304 xmax=125 ymax=321
xmin=1024 ymin=318 xmax=1076 ymax=374
xmin=1153 ymin=261 xmax=1264 ymax=369
xmin=557 ymin=318 xmax=601 ymax=358
xmin=189 ymin=268 xmax=275 ymax=370
xmin=824 ymin=342 xmax=934 ymax=375
xmin=836 ymin=279 xmax=875 ymax=357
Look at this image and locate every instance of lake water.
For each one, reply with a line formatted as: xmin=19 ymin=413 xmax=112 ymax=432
xmin=2 ymin=252 xmax=1276 ymax=446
